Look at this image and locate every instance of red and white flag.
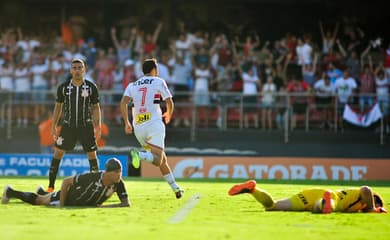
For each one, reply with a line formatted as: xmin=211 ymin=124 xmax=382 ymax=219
xmin=343 ymin=103 xmax=382 ymax=127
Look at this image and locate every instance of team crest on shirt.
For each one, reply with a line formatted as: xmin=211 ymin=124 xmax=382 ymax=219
xmin=56 ymin=136 xmax=64 ymax=146
xmin=81 ymin=88 xmax=89 ymax=98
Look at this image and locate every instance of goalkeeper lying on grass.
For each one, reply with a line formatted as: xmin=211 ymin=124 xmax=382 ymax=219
xmin=228 ymin=180 xmax=386 ymax=213
xmin=1 ymin=158 xmax=130 ymax=208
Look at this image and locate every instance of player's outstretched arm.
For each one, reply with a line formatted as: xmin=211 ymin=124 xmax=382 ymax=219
xmin=98 ymin=198 xmax=131 ymax=208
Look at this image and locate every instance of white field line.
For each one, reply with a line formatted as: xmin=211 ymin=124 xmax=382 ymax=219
xmin=168 ymin=194 xmax=202 ymax=224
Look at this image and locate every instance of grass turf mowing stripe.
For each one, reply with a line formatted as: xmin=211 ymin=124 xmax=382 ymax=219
xmin=168 ymin=194 xmax=202 ymax=224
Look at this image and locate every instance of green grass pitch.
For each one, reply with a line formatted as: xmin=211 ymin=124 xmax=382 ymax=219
xmin=0 ymin=177 xmax=389 ymax=240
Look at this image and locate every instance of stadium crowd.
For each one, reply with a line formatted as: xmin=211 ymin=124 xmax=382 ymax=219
xmin=0 ymin=16 xmax=389 ymax=131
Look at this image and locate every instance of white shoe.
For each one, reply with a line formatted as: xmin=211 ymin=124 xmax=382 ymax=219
xmin=1 ymin=185 xmax=11 ymax=204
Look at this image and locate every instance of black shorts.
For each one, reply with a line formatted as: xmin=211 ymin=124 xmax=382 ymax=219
xmin=315 ymin=97 xmax=332 ymax=107
xmin=292 ymin=102 xmax=307 ymax=114
xmin=243 ymin=96 xmax=259 ymax=112
xmin=56 ymin=123 xmax=97 ymax=152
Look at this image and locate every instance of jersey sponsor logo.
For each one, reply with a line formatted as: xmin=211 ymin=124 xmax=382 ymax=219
xmin=134 ymin=78 xmax=154 ymax=86
xmin=136 ymin=112 xmax=151 ymax=124
xmin=298 ymin=193 xmax=308 ymax=205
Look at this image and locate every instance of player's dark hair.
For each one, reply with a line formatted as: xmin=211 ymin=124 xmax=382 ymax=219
xmin=142 ymin=58 xmax=157 ymax=74
xmin=71 ymin=58 xmax=86 ymax=67
xmin=374 ymin=194 xmax=384 ymax=207
xmin=105 ymin=158 xmax=122 ymax=172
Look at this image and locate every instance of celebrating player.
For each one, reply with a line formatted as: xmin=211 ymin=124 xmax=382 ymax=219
xmin=120 ymin=58 xmax=183 ymax=199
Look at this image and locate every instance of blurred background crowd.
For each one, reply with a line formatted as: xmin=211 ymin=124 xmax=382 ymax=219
xmin=0 ymin=0 xmax=389 ymax=133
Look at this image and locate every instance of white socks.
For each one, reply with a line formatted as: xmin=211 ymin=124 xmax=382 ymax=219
xmin=139 ymin=151 xmax=154 ymax=163
xmin=163 ymin=173 xmax=179 ymax=191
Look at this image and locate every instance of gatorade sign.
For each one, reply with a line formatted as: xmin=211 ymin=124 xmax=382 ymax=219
xmin=141 ymin=156 xmax=390 ymax=181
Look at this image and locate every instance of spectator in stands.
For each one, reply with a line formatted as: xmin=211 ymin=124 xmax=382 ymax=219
xmin=301 ymin=53 xmax=318 ymax=87
xmin=322 ymin=46 xmax=343 ymax=71
xmin=334 ymin=69 xmax=357 ymax=130
xmin=170 ymin=44 xmax=192 ymax=127
xmin=0 ymin=61 xmax=14 ymax=126
xmin=110 ymin=26 xmax=135 ymax=67
xmin=158 ymin=52 xmax=173 ymax=92
xmin=314 ymin=73 xmax=335 ymax=129
xmin=30 ymin=53 xmax=51 ymax=123
xmin=261 ymin=75 xmax=276 ymax=130
xmin=326 ymin=61 xmax=343 ymax=85
xmin=175 ymin=32 xmax=192 ymax=60
xmin=192 ymin=45 xmax=213 ymax=127
xmin=336 ymin=39 xmax=360 ymax=81
xmin=50 ymin=53 xmax=70 ymax=90
xmin=275 ymin=85 xmax=288 ymax=130
xmin=374 ymin=63 xmax=389 ymax=133
xmin=14 ymin=61 xmax=31 ymax=128
xmin=212 ymin=61 xmax=237 ymax=129
xmin=81 ymin=37 xmax=97 ymax=70
xmin=112 ymin=64 xmax=124 ymax=125
xmin=0 ymin=63 xmax=14 ymax=88
xmin=218 ymin=35 xmax=234 ymax=66
xmin=142 ymin=22 xmax=163 ymax=55
xmin=234 ymin=42 xmax=261 ymax=128
xmin=287 ymin=72 xmax=311 ymax=130
xmin=296 ymin=36 xmax=312 ymax=66
xmin=192 ymin=60 xmax=212 ymax=128
xmin=94 ymin=48 xmax=115 ymax=122
xmin=319 ymin=20 xmax=339 ymax=55
xmin=235 ymin=33 xmax=260 ymax=58
xmin=359 ymin=46 xmax=376 ymax=112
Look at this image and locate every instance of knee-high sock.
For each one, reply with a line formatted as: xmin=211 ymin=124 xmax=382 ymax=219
xmin=163 ymin=173 xmax=179 ymax=191
xmin=251 ymin=188 xmax=275 ymax=209
xmin=8 ymin=189 xmax=38 ymax=205
xmin=48 ymin=158 xmax=61 ymax=188
xmin=89 ymin=159 xmax=99 ymax=172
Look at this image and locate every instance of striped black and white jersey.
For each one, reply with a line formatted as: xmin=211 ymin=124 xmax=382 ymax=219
xmin=56 ymin=78 xmax=99 ymax=128
xmin=65 ymin=172 xmax=128 ymax=206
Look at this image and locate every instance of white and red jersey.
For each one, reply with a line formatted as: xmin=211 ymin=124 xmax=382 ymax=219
xmin=123 ymin=76 xmax=172 ymax=126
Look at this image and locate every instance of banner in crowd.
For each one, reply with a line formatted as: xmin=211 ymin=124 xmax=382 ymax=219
xmin=343 ymin=103 xmax=382 ymax=127
xmin=141 ymin=156 xmax=390 ymax=181
xmin=0 ymin=154 xmax=127 ymax=176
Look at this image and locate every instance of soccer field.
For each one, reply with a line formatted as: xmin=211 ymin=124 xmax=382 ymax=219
xmin=0 ymin=177 xmax=389 ymax=240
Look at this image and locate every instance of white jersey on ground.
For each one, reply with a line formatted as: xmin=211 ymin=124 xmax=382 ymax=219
xmin=123 ymin=75 xmax=172 ymax=126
